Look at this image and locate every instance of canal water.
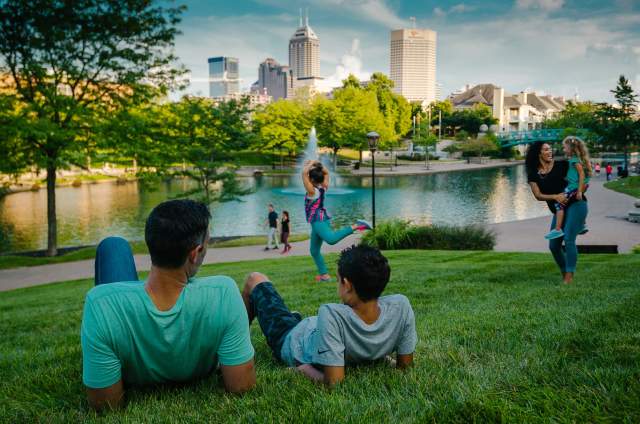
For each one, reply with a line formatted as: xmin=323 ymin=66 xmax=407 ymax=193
xmin=0 ymin=165 xmax=549 ymax=253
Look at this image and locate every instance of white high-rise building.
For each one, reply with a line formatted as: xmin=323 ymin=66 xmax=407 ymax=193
xmin=288 ymin=11 xmax=322 ymax=94
xmin=390 ymin=29 xmax=437 ymax=104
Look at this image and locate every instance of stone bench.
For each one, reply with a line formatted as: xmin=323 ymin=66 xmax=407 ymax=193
xmin=577 ymin=245 xmax=619 ymax=254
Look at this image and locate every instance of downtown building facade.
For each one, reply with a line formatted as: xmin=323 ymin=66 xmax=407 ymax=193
xmin=390 ymin=28 xmax=437 ymax=105
xmin=288 ymin=13 xmax=322 ymax=94
xmin=208 ymin=56 xmax=240 ymax=98
xmin=257 ymin=58 xmax=289 ymax=101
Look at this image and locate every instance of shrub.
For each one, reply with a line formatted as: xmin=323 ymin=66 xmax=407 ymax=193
xmin=361 ymin=219 xmax=495 ymax=251
xmin=633 ymin=244 xmax=640 ymax=254
xmin=396 ymin=154 xmax=439 ymax=161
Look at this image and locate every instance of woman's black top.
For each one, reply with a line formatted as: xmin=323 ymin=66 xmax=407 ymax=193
xmin=281 ymin=218 xmax=290 ymax=233
xmin=527 ymin=160 xmax=568 ymax=213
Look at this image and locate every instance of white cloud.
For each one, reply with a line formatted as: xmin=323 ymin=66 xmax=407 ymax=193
xmin=317 ymin=38 xmax=371 ymax=91
xmin=433 ymin=3 xmax=472 ymax=17
xmin=516 ymin=0 xmax=564 ymax=12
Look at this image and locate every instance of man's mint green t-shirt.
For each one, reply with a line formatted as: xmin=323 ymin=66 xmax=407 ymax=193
xmin=81 ymin=276 xmax=254 ymax=389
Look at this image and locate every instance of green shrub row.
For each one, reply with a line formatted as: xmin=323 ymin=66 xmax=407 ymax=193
xmin=360 ymin=219 xmax=495 ymax=251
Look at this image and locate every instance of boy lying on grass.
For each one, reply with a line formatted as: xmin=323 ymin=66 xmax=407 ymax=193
xmin=242 ymin=245 xmax=417 ymax=386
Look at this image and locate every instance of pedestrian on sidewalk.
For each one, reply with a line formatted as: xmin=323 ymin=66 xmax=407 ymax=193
xmin=280 ymin=211 xmax=292 ymax=254
xmin=606 ymin=163 xmax=613 ymax=181
xmin=264 ymin=204 xmax=280 ymax=251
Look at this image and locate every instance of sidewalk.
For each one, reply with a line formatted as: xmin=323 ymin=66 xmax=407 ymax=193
xmin=0 ymin=177 xmax=637 ymax=292
xmin=490 ymin=177 xmax=639 ymax=253
xmin=0 ymin=234 xmax=358 ymax=292
xmin=350 ymin=159 xmax=524 ymax=176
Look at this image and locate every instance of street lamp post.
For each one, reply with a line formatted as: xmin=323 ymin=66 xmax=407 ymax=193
xmin=367 ymin=131 xmax=380 ymax=229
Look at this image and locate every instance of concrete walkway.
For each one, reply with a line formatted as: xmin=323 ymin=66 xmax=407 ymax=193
xmin=490 ymin=177 xmax=639 ymax=253
xmin=0 ymin=234 xmax=358 ymax=292
xmin=0 ymin=176 xmax=637 ymax=292
xmin=350 ymin=159 xmax=524 ymax=176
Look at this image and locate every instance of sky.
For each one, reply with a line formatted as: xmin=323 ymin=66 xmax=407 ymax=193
xmin=172 ymin=0 xmax=640 ymax=103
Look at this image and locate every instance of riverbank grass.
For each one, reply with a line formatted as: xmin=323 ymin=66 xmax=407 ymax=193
xmin=1 ymin=250 xmax=639 ymax=422
xmin=0 ymin=234 xmax=309 ymax=270
xmin=604 ymin=176 xmax=640 ymax=198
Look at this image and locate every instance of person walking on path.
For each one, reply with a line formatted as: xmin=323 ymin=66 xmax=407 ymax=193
xmin=302 ymin=160 xmax=371 ymax=282
xmin=280 ymin=211 xmax=292 ymax=254
xmin=606 ymin=163 xmax=613 ymax=181
xmin=526 ymin=141 xmax=588 ymax=284
xmin=264 ymin=204 xmax=280 ymax=251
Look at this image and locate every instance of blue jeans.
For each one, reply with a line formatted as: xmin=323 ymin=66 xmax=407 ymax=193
xmin=549 ymin=200 xmax=588 ymax=273
xmin=94 ymin=237 xmax=139 ymax=286
xmin=309 ymin=220 xmax=353 ymax=275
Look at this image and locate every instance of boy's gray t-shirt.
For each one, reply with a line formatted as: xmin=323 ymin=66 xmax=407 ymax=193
xmin=280 ymin=294 xmax=417 ymax=367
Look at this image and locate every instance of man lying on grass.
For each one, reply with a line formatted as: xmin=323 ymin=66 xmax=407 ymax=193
xmin=242 ymin=245 xmax=417 ymax=386
xmin=81 ymin=200 xmax=255 ymax=411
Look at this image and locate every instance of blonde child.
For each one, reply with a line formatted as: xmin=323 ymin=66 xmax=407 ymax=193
xmin=545 ymin=136 xmax=591 ymax=240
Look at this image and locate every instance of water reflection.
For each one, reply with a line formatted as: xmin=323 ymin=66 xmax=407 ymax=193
xmin=0 ymin=165 xmax=548 ymax=252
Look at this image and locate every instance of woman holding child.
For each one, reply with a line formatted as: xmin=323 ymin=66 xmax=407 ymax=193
xmin=525 ymin=139 xmax=589 ymax=284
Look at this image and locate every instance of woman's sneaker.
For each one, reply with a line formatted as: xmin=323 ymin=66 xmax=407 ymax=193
xmin=355 ymin=219 xmax=373 ymax=231
xmin=578 ymin=226 xmax=589 ymax=235
xmin=544 ymin=229 xmax=564 ymax=240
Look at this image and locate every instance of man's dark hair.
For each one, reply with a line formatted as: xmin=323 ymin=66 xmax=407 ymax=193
xmin=145 ymin=199 xmax=211 ymax=269
xmin=525 ymin=141 xmax=546 ymax=179
xmin=308 ymin=162 xmax=325 ymax=185
xmin=337 ymin=245 xmax=391 ymax=301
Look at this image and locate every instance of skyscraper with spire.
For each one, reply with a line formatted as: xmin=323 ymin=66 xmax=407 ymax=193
xmin=288 ymin=9 xmax=322 ymax=94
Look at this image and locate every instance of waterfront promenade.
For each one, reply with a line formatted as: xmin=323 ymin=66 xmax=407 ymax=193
xmin=0 ymin=176 xmax=637 ymax=292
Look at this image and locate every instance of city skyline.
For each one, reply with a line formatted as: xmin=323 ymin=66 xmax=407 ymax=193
xmin=173 ymin=0 xmax=640 ymax=103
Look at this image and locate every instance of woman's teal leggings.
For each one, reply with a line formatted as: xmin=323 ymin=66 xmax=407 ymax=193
xmin=549 ymin=200 xmax=588 ymax=273
xmin=310 ymin=220 xmax=354 ymax=275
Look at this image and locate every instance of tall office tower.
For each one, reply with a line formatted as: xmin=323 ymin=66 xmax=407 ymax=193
xmin=288 ymin=11 xmax=322 ymax=92
xmin=208 ymin=56 xmax=240 ymax=98
xmin=258 ymin=58 xmax=289 ymax=100
xmin=390 ymin=29 xmax=437 ymax=104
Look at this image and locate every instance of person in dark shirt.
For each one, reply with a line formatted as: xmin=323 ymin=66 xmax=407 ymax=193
xmin=525 ymin=142 xmax=588 ymax=284
xmin=264 ymin=204 xmax=279 ymax=251
xmin=280 ymin=211 xmax=292 ymax=254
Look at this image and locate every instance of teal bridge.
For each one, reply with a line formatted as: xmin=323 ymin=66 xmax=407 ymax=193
xmin=497 ymin=129 xmax=591 ymax=148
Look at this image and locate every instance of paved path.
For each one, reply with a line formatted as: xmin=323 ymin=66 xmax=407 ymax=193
xmin=0 ymin=234 xmax=359 ymax=292
xmin=490 ymin=177 xmax=639 ymax=253
xmin=1 ymin=176 xmax=637 ymax=292
xmin=350 ymin=159 xmax=524 ymax=176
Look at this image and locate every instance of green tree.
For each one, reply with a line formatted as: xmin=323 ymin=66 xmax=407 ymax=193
xmin=0 ymin=0 xmax=184 ymax=255
xmin=459 ymin=137 xmax=498 ymax=161
xmin=169 ymin=96 xmax=253 ymax=204
xmin=312 ymin=96 xmax=347 ymax=166
xmin=331 ymin=85 xmax=388 ymax=162
xmin=253 ymin=99 xmax=310 ymax=168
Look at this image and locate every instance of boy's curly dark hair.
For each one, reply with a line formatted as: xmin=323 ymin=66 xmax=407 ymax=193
xmin=308 ymin=162 xmax=325 ymax=186
xmin=337 ymin=245 xmax=391 ymax=301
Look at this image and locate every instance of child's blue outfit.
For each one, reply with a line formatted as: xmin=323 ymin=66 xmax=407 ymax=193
xmin=304 ymin=187 xmax=354 ymax=276
xmin=546 ymin=156 xmax=589 ymax=240
xmin=554 ymin=156 xmax=590 ymax=211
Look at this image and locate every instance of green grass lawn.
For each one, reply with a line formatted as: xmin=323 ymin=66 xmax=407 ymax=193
xmin=604 ymin=176 xmax=640 ymax=198
xmin=0 ymin=235 xmax=309 ymax=270
xmin=1 ymin=250 xmax=639 ymax=422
